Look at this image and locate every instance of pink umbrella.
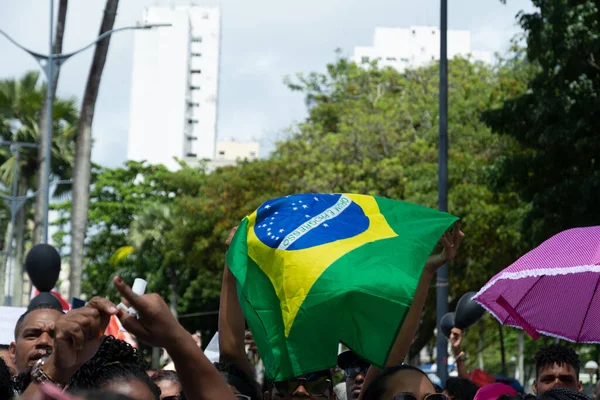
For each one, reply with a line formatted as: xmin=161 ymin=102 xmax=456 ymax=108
xmin=473 ymin=226 xmax=600 ymax=343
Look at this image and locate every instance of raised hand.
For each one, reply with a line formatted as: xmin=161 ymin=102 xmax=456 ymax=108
xmin=425 ymin=222 xmax=464 ymax=274
xmin=225 ymin=226 xmax=238 ymax=250
xmin=44 ymin=297 xmax=117 ymax=384
xmin=114 ymin=277 xmax=237 ymax=400
xmin=113 ymin=276 xmax=184 ymax=349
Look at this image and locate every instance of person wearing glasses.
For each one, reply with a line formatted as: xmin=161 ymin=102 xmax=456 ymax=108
xmin=362 ymin=365 xmax=447 ymax=400
xmin=338 ymin=350 xmax=370 ymax=400
xmin=262 ymin=369 xmax=335 ymax=399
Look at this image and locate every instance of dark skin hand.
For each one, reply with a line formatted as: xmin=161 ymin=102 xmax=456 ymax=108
xmin=360 ymin=222 xmax=464 ymax=399
xmin=22 ymin=298 xmax=117 ymax=396
xmin=219 ymin=225 xmax=256 ymax=379
xmin=114 ymin=276 xmax=237 ymax=400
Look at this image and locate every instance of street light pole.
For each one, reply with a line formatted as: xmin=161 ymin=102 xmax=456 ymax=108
xmin=436 ymin=0 xmax=449 ymax=385
xmin=0 ymin=5 xmax=170 ymax=244
xmin=42 ymin=0 xmax=55 ymax=246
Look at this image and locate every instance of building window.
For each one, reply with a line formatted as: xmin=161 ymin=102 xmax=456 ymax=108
xmin=250 ymin=151 xmax=256 ymax=157
xmin=188 ymin=119 xmax=198 ymax=124
xmin=432 ymin=30 xmax=436 ymax=35
xmin=219 ymin=150 xmax=225 ymax=155
xmin=386 ymin=57 xmax=396 ymax=61
xmin=188 ymin=102 xmax=200 ymax=108
xmin=190 ymin=85 xmax=200 ymax=90
xmin=412 ymin=29 xmax=416 ymax=35
xmin=191 ymin=52 xmax=202 ymax=57
xmin=187 ymin=135 xmax=198 ymax=141
xmin=191 ymin=69 xmax=201 ymax=74
xmin=191 ymin=36 xmax=202 ymax=43
xmin=186 ymin=153 xmax=197 ymax=158
xmin=361 ymin=56 xmax=369 ymax=63
xmin=202 ymin=12 xmax=209 ymax=19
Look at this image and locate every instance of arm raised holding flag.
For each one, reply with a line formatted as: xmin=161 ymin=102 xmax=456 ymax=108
xmin=360 ymin=222 xmax=464 ymax=398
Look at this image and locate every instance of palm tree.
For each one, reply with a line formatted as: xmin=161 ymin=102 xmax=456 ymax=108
xmin=70 ymin=0 xmax=120 ymax=299
xmin=112 ymin=203 xmax=180 ymax=318
xmin=0 ymin=70 xmax=78 ymax=305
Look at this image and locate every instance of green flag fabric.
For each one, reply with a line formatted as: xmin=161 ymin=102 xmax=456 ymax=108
xmin=227 ymin=193 xmax=458 ymax=382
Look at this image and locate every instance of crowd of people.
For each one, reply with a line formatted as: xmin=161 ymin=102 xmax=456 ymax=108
xmin=0 ymin=225 xmax=596 ymax=400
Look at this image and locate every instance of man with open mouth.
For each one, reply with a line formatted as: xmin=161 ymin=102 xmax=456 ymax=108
xmin=9 ymin=304 xmax=64 ymax=374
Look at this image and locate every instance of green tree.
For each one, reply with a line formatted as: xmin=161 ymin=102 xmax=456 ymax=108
xmin=53 ymin=161 xmax=173 ymax=300
xmin=112 ymin=203 xmax=182 ymax=317
xmin=71 ymin=55 xmax=533 ymax=360
xmin=276 ymin=55 xmax=529 ymax=358
xmin=483 ymin=0 xmax=600 ymax=245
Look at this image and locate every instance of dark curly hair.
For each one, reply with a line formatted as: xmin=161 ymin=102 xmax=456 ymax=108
xmin=362 ymin=365 xmax=432 ymax=400
xmin=534 ymin=345 xmax=580 ymax=379
xmin=66 ymin=336 xmax=160 ymax=400
xmin=214 ymin=362 xmax=261 ymax=400
xmin=444 ymin=378 xmax=479 ymax=400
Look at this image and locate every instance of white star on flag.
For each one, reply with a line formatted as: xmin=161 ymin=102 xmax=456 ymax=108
xmin=299 ymin=201 xmax=303 ymax=203
xmin=270 ymin=222 xmax=273 ymax=225
xmin=302 ymin=205 xmax=308 ymax=209
xmin=324 ymin=224 xmax=329 ymax=227
xmin=292 ymin=203 xmax=296 ymax=206
xmin=314 ymin=197 xmax=319 ymax=201
xmin=293 ymin=207 xmax=298 ymax=211
xmin=267 ymin=228 xmax=271 ymax=231
xmin=305 ymin=215 xmax=310 ymax=218
xmin=274 ymin=212 xmax=279 ymax=215
xmin=265 ymin=205 xmax=271 ymax=209
xmin=276 ymin=236 xmax=280 ymax=240
xmin=279 ymin=229 xmax=285 ymax=233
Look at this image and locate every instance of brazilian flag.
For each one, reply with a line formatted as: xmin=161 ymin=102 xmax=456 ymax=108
xmin=227 ymin=193 xmax=458 ymax=381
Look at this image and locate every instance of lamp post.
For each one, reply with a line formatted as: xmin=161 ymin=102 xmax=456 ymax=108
xmin=436 ymin=0 xmax=449 ymax=385
xmin=0 ymin=0 xmax=171 ymax=244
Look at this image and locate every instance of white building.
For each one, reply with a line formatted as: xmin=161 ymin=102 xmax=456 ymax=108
xmin=209 ymin=140 xmax=260 ymax=169
xmin=352 ymin=26 xmax=493 ymax=71
xmin=127 ymin=5 xmax=221 ymax=171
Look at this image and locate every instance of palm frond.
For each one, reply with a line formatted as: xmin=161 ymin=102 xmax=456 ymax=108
xmin=52 ymin=182 xmax=72 ymax=201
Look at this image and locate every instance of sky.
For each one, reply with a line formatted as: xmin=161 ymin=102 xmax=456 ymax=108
xmin=0 ymin=0 xmax=535 ymax=168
